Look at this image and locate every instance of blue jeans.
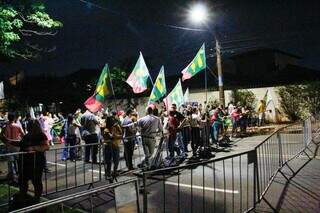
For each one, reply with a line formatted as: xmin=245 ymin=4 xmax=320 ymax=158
xmin=7 ymin=155 xmax=17 ymax=181
xmin=62 ymin=135 xmax=77 ymax=160
xmin=104 ymin=144 xmax=120 ymax=175
xmin=6 ymin=147 xmax=18 ymax=181
xmin=176 ymin=132 xmax=185 ymax=155
xmin=232 ymin=119 xmax=238 ymax=135
xmin=84 ymin=134 xmax=99 ymax=163
xmin=212 ymin=122 xmax=221 ymax=143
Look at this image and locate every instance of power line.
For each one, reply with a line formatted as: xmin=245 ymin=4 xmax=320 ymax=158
xmin=78 ymin=0 xmax=207 ymax=32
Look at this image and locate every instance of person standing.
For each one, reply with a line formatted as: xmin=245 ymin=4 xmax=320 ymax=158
xmin=228 ymin=102 xmax=235 ymax=116
xmin=121 ymin=108 xmax=136 ymax=170
xmin=103 ymin=116 xmax=122 ymax=179
xmin=179 ymin=111 xmax=191 ymax=153
xmin=43 ymin=112 xmax=54 ymax=146
xmin=2 ymin=113 xmax=24 ymax=184
xmin=138 ymin=107 xmax=163 ymax=167
xmin=124 ymin=107 xmax=163 ymax=168
xmin=80 ymin=110 xmax=99 ymax=163
xmin=231 ymin=107 xmax=241 ymax=138
xmin=61 ymin=114 xmax=81 ymax=161
xmin=211 ymin=107 xmax=223 ymax=144
xmin=169 ymin=104 xmax=185 ymax=156
xmin=167 ymin=110 xmax=180 ymax=158
xmin=257 ymin=100 xmax=266 ymax=126
xmin=18 ymin=119 xmax=49 ymax=202
xmin=190 ymin=107 xmax=201 ymax=156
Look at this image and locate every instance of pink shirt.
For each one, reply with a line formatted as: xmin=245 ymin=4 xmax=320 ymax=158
xmin=231 ymin=109 xmax=240 ymax=121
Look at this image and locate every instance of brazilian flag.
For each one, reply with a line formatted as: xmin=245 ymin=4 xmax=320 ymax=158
xmin=149 ymin=66 xmax=166 ymax=104
xmin=181 ymin=43 xmax=206 ymax=81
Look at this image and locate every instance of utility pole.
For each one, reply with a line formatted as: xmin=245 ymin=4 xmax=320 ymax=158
xmin=215 ymin=39 xmax=225 ymax=107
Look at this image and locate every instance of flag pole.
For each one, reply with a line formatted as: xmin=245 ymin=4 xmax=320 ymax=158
xmin=205 ymin=67 xmax=208 ymax=104
xmin=109 ymin=69 xmax=118 ymax=112
xmin=149 ymin=75 xmax=154 ymax=87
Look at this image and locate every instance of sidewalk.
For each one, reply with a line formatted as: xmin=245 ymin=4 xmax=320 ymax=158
xmin=254 ymin=145 xmax=320 ymax=213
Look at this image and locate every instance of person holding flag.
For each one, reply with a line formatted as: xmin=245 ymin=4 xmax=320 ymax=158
xmin=83 ymin=64 xmax=114 ymax=163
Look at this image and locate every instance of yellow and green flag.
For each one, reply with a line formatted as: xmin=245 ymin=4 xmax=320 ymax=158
xmin=164 ymin=79 xmax=184 ymax=108
xmin=181 ymin=43 xmax=206 ymax=81
xmin=84 ymin=64 xmax=113 ymax=113
xmin=149 ymin=66 xmax=166 ymax=104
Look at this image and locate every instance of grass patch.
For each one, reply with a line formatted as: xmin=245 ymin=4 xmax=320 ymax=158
xmin=0 ymin=184 xmax=83 ymax=212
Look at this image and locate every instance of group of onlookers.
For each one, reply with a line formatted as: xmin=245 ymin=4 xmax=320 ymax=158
xmin=0 ymin=99 xmax=267 ymax=203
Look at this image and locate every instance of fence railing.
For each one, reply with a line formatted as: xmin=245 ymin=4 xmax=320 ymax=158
xmin=1 ymin=116 xmax=319 ymax=212
xmin=0 ymin=134 xmax=157 ymax=209
xmin=139 ymin=116 xmax=319 ymax=213
xmin=10 ymin=177 xmax=140 ymax=213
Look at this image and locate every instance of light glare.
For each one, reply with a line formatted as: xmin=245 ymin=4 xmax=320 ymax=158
xmin=189 ymin=3 xmax=208 ymax=24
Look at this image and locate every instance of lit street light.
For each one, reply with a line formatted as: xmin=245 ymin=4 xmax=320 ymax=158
xmin=188 ymin=3 xmax=208 ymax=24
xmin=187 ymin=3 xmax=225 ymax=107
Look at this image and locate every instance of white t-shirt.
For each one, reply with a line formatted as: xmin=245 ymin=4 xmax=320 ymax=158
xmin=228 ymin=104 xmax=234 ymax=115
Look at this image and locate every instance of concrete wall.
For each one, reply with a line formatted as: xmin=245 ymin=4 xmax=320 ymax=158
xmin=188 ymin=87 xmax=282 ymax=122
xmin=108 ymin=86 xmax=286 ymax=122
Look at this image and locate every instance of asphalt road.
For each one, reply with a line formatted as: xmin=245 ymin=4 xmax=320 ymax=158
xmin=141 ymin=133 xmax=307 ymax=213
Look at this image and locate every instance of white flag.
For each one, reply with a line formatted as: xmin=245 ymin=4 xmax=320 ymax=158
xmin=0 ymin=81 xmax=4 ymax=99
xmin=184 ymin=88 xmax=189 ymax=103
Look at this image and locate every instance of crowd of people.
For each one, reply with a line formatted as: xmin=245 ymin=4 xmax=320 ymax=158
xmin=0 ymin=99 xmax=267 ymax=202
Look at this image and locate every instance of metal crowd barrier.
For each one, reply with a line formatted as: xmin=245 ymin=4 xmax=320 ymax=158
xmin=139 ymin=116 xmax=320 ymax=213
xmin=11 ymin=178 xmax=140 ymax=213
xmin=0 ymin=134 xmax=151 ymax=209
xmin=141 ymin=150 xmax=257 ymax=213
xmin=0 ymin=116 xmax=319 ymax=212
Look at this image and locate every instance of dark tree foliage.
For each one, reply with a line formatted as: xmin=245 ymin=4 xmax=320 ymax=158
xmin=0 ymin=0 xmax=62 ymax=60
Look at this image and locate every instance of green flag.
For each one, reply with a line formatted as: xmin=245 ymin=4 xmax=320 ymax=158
xmin=181 ymin=43 xmax=206 ymax=81
xmin=164 ymin=79 xmax=184 ymax=108
xmin=84 ymin=64 xmax=113 ymax=112
xmin=126 ymin=52 xmax=151 ymax=93
xmin=149 ymin=66 xmax=166 ymax=103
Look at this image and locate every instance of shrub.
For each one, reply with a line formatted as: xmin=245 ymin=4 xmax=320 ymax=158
xmin=231 ymin=89 xmax=257 ymax=109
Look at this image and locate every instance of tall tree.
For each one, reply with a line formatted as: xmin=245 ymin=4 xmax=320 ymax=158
xmin=0 ymin=0 xmax=62 ymax=60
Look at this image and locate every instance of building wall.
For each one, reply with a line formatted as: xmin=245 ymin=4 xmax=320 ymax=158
xmin=108 ymin=86 xmax=286 ymax=123
xmin=189 ymin=87 xmax=282 ymax=122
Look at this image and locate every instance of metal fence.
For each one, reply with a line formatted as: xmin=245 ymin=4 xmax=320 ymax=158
xmin=10 ymin=178 xmax=140 ymax=213
xmin=141 ymin=150 xmax=257 ymax=213
xmin=139 ymin=116 xmax=319 ymax=213
xmin=0 ymin=116 xmax=319 ymax=212
xmin=0 ymin=134 xmax=155 ymax=209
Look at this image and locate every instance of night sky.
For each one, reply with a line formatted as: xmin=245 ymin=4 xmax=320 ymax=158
xmin=1 ymin=0 xmax=320 ymax=77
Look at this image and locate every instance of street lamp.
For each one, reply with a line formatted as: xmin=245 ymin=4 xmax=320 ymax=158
xmin=187 ymin=3 xmax=225 ymax=107
xmin=188 ymin=3 xmax=208 ymax=24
